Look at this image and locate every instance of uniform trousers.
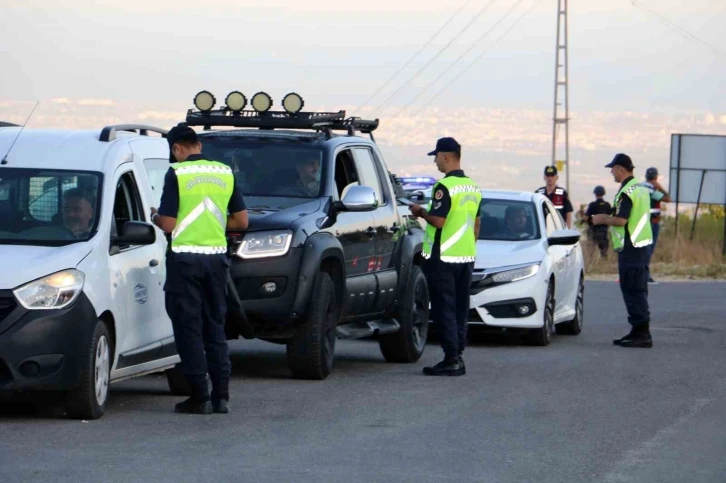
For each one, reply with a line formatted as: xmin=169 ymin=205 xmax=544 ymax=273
xmin=164 ymin=251 xmax=231 ymax=402
xmin=424 ymin=258 xmax=474 ymax=359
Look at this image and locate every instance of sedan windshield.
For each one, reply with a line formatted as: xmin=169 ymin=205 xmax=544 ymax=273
xmin=478 ymin=199 xmax=540 ymax=241
xmin=0 ymin=168 xmax=102 ymax=246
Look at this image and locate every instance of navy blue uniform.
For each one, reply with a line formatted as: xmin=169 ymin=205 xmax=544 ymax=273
xmin=159 ymin=153 xmax=246 ymax=405
xmin=586 ymin=198 xmax=611 ymax=257
xmin=424 ymin=169 xmax=481 ymax=360
xmin=613 ymin=176 xmax=650 ymax=330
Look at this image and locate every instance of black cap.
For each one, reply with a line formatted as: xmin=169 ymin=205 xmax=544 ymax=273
xmin=544 ymin=165 xmax=557 ymax=176
xmin=167 ymin=122 xmax=198 ymax=163
xmin=645 ymin=167 xmax=658 ymax=180
xmin=427 ymin=137 xmax=461 ymax=156
xmin=605 ymin=153 xmax=634 ymax=171
xmin=594 ymin=185 xmax=605 ymax=196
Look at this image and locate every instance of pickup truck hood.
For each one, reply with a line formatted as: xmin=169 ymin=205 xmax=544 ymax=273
xmin=0 ymin=243 xmax=92 ymax=290
xmin=474 ymin=239 xmax=543 ymax=269
xmin=245 ymin=198 xmax=322 ymax=232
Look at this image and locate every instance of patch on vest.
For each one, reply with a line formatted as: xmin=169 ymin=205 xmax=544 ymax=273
xmin=434 ymin=189 xmax=444 ymax=200
xmin=185 ymin=176 xmax=228 ymax=191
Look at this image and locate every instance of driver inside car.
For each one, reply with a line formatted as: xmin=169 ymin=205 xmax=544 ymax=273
xmin=495 ymin=205 xmax=530 ymax=239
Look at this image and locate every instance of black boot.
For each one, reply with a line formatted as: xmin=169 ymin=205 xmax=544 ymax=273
xmin=619 ymin=324 xmax=653 ymax=348
xmin=175 ymin=379 xmax=212 ymax=414
xmin=423 ymin=357 xmax=465 ymax=376
xmin=211 ymin=376 xmax=230 ymax=414
xmin=458 ymin=354 xmax=466 ymax=375
xmin=613 ymin=327 xmax=637 ymax=345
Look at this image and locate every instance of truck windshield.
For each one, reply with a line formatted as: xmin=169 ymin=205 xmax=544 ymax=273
xmin=199 ymin=137 xmax=325 ymax=199
xmin=0 ymin=168 xmax=102 ymax=246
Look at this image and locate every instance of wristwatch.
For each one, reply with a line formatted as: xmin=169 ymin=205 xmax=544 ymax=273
xmin=151 ymin=213 xmax=160 ymax=223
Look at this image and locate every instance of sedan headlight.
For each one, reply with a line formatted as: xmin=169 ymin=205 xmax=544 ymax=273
xmin=491 ymin=264 xmax=540 ymax=283
xmin=236 ymin=230 xmax=293 ymax=259
xmin=14 ymin=269 xmax=85 ymax=310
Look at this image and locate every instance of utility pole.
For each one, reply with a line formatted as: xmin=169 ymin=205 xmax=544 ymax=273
xmin=551 ymin=0 xmax=570 ymax=192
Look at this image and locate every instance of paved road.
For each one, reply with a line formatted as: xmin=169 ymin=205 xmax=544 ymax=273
xmin=1 ymin=281 xmax=725 ymax=483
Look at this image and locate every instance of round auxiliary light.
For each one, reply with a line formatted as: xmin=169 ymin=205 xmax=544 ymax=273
xmin=225 ymin=91 xmax=247 ymax=112
xmin=193 ymin=90 xmax=216 ymax=112
xmin=251 ymin=91 xmax=272 ymax=113
xmin=282 ymin=92 xmax=304 ymax=114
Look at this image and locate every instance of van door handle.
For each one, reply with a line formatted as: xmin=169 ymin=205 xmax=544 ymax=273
xmin=149 ymin=259 xmax=159 ymax=267
xmin=389 ymin=223 xmax=400 ymax=233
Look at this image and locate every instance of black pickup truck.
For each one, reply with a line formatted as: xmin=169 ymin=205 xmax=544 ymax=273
xmin=183 ymin=92 xmax=430 ymax=380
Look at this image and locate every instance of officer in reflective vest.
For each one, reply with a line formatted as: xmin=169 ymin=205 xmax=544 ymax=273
xmin=592 ymin=153 xmax=654 ymax=348
xmin=409 ymin=137 xmax=482 ymax=376
xmin=151 ymin=123 xmax=249 ymax=414
xmin=535 ymin=165 xmax=574 ymax=227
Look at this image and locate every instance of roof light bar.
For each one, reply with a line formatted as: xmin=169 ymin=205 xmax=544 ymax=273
xmin=282 ymin=92 xmax=304 ymax=114
xmin=225 ymin=91 xmax=247 ymax=112
xmin=251 ymin=92 xmax=272 ymax=113
xmin=193 ymin=90 xmax=216 ymax=112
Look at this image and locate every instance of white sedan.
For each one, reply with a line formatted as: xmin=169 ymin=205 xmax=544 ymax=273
xmin=468 ymin=189 xmax=585 ymax=346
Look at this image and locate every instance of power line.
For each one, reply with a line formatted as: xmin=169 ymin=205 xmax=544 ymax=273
xmin=630 ymin=0 xmax=726 ymax=58
xmin=374 ymin=0 xmax=500 ymax=113
xmin=411 ymin=0 xmax=546 ymax=116
xmin=387 ymin=0 xmax=530 ymax=120
xmin=354 ymin=0 xmax=476 ymax=114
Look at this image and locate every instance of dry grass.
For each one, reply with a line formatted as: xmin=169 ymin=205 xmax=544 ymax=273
xmin=580 ymin=213 xmax=726 ymax=280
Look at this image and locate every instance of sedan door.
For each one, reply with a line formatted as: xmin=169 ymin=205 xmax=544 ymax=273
xmin=542 ymin=200 xmax=570 ymax=316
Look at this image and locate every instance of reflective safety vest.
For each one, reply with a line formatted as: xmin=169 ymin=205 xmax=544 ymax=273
xmin=610 ymin=178 xmax=653 ymax=252
xmin=170 ymin=159 xmax=234 ymax=254
xmin=422 ymin=176 xmax=482 ymax=263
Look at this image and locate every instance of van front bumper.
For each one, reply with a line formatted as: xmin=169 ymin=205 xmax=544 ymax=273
xmin=0 ymin=291 xmax=97 ymax=393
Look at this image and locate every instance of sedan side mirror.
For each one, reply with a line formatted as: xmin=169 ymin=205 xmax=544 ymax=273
xmin=340 ymin=185 xmax=378 ymax=212
xmin=113 ymin=221 xmax=157 ymax=246
xmin=548 ymin=228 xmax=581 ymax=246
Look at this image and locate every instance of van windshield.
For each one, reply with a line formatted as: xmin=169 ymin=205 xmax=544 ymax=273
xmin=0 ymin=168 xmax=103 ymax=246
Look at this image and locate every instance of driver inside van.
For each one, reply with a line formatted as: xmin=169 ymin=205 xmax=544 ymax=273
xmin=61 ymin=188 xmax=94 ymax=238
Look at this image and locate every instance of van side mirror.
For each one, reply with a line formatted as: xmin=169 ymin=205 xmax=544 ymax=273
xmin=548 ymin=228 xmax=580 ymax=246
xmin=113 ymin=221 xmax=156 ymax=246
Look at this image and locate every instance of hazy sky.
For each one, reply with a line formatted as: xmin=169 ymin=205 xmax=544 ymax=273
xmin=1 ymin=1 xmax=725 ymax=206
xmin=2 ymin=0 xmax=723 ymax=112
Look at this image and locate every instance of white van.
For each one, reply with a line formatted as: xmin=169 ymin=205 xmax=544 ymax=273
xmin=0 ymin=123 xmax=190 ymax=419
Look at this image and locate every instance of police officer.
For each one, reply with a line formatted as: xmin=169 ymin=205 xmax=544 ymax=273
xmin=150 ymin=123 xmax=249 ymax=414
xmin=585 ymin=185 xmax=611 ymax=258
xmin=642 ymin=167 xmax=671 ymax=284
xmin=592 ymin=153 xmax=653 ymax=348
xmin=536 ymin=165 xmax=574 ymax=227
xmin=408 ymin=137 xmax=482 ymax=376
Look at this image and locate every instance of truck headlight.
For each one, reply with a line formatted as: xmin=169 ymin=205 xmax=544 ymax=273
xmin=13 ymin=269 xmax=85 ymax=310
xmin=491 ymin=264 xmax=540 ymax=284
xmin=236 ymin=230 xmax=293 ymax=259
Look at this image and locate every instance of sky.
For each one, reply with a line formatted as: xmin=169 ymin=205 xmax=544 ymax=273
xmin=1 ymin=0 xmax=725 ymax=206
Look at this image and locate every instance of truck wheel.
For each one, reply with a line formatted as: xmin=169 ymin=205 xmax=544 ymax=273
xmin=165 ymin=363 xmax=191 ymax=396
xmin=286 ymin=271 xmax=338 ymax=380
xmin=379 ymin=264 xmax=430 ymax=363
xmin=64 ymin=320 xmax=111 ymax=420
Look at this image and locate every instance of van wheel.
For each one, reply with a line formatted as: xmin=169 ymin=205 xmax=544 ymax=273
xmin=379 ymin=264 xmax=430 ymax=362
xmin=165 ymin=364 xmax=191 ymax=396
xmin=286 ymin=271 xmax=338 ymax=380
xmin=65 ymin=320 xmax=111 ymax=420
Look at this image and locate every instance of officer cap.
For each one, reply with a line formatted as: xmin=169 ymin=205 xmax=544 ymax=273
xmin=544 ymin=165 xmax=557 ymax=176
xmin=593 ymin=185 xmax=605 ymax=196
xmin=645 ymin=167 xmax=658 ymax=180
xmin=167 ymin=122 xmax=198 ymax=163
xmin=605 ymin=153 xmax=634 ymax=171
xmin=427 ymin=137 xmax=461 ymax=156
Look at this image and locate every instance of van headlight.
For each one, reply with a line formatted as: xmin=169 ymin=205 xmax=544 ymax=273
xmin=14 ymin=269 xmax=85 ymax=310
xmin=491 ymin=264 xmax=540 ymax=284
xmin=236 ymin=230 xmax=293 ymax=259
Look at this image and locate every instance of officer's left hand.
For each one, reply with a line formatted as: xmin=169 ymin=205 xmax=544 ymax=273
xmin=591 ymin=214 xmax=608 ymax=225
xmin=409 ymin=204 xmax=424 ymax=218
